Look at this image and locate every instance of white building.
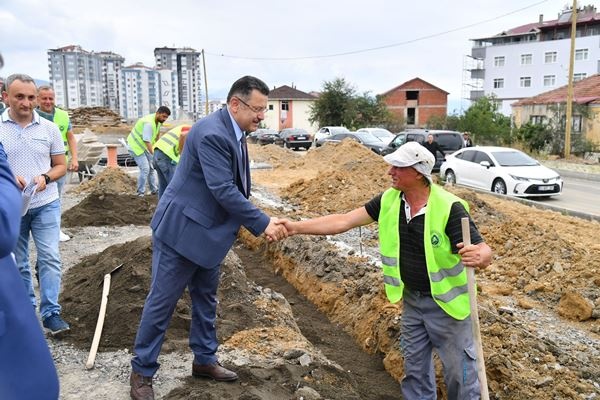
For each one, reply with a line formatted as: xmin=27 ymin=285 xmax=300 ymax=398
xmin=154 ymin=47 xmax=202 ymax=119
xmin=48 ymin=45 xmax=105 ymax=109
xmin=97 ymin=51 xmax=125 ymax=112
xmin=118 ymin=63 xmax=164 ymax=121
xmin=467 ymin=5 xmax=600 ymax=115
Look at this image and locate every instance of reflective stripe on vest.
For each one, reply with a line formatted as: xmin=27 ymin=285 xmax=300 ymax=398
xmin=378 ymin=184 xmax=472 ymax=320
xmin=126 ymin=114 xmax=161 ymax=156
xmin=53 ymin=108 xmax=70 ymax=156
xmin=153 ymin=125 xmax=185 ymax=163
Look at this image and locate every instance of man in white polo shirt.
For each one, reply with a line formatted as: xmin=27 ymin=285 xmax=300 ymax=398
xmin=0 ymin=73 xmax=69 ymax=336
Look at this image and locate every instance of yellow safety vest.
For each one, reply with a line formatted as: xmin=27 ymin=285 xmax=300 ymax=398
xmin=53 ymin=108 xmax=70 ymax=156
xmin=378 ymin=184 xmax=471 ymax=320
xmin=153 ymin=125 xmax=190 ymax=163
xmin=127 ymin=114 xmax=162 ymax=156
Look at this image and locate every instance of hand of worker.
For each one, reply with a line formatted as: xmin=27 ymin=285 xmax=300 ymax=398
xmin=68 ymin=159 xmax=79 ymax=172
xmin=457 ymin=242 xmax=492 ymax=269
xmin=277 ymin=218 xmax=299 ymax=236
xmin=264 ymin=217 xmax=288 ymax=242
xmin=15 ymin=175 xmax=27 ymax=190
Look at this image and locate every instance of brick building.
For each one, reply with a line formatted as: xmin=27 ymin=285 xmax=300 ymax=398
xmin=381 ymin=78 xmax=448 ymax=128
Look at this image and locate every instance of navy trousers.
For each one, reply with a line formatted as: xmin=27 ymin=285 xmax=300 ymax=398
xmin=131 ymin=237 xmax=221 ymax=377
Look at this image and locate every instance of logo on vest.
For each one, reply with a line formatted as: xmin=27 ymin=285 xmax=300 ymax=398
xmin=431 ymin=231 xmax=443 ymax=248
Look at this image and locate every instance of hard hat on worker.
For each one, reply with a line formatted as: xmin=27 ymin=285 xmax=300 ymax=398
xmin=383 ymin=141 xmax=435 ymax=183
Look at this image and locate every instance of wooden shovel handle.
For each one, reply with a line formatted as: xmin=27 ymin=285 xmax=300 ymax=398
xmin=461 ymin=217 xmax=490 ymax=399
xmin=86 ymin=273 xmax=111 ymax=370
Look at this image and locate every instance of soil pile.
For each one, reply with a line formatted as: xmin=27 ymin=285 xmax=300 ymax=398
xmin=62 ymin=193 xmax=157 ymax=227
xmin=72 ymin=167 xmax=137 ymax=195
xmin=248 ymin=143 xmax=300 ymax=168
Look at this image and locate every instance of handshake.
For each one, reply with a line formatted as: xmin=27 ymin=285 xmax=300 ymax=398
xmin=264 ymin=217 xmax=296 ymax=242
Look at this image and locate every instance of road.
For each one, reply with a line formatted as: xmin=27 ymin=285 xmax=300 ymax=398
xmin=527 ymin=175 xmax=600 ymax=217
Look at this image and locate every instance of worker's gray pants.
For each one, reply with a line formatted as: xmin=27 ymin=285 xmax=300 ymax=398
xmin=400 ymin=289 xmax=480 ymax=400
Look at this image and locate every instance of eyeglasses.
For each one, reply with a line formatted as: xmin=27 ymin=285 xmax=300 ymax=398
xmin=235 ymin=96 xmax=268 ymax=114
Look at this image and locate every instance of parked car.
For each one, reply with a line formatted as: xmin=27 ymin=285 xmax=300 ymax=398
xmin=279 ymin=128 xmax=312 ymax=150
xmin=253 ymin=128 xmax=283 ymax=146
xmin=440 ymin=146 xmax=563 ymax=197
xmin=382 ymin=129 xmax=464 ymax=171
xmin=356 ymin=128 xmax=395 ymax=145
xmin=313 ymin=126 xmax=350 ymax=147
xmin=246 ymin=130 xmax=261 ymax=144
xmin=321 ymin=131 xmax=387 ymax=154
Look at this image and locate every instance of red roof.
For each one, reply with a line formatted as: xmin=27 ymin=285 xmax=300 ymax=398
xmin=512 ymin=74 xmax=600 ymax=106
xmin=380 ymin=77 xmax=449 ymax=96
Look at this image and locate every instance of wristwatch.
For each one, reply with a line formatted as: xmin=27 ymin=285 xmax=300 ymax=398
xmin=42 ymin=173 xmax=51 ymax=184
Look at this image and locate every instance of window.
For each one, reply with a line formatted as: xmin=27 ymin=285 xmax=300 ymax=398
xmin=573 ymin=115 xmax=582 ymax=133
xmin=573 ymin=73 xmax=587 ymax=82
xmin=520 ymin=77 xmax=531 ymax=87
xmin=575 ymin=49 xmax=588 ymax=61
xmin=406 ymin=91 xmax=419 ymax=100
xmin=543 ymin=75 xmax=556 ymax=87
xmin=494 ymin=56 xmax=505 ymax=67
xmin=268 ymin=104 xmax=274 ymax=111
xmin=530 ymin=115 xmax=546 ymax=125
xmin=520 ymin=54 xmax=532 ymax=65
xmin=281 ymin=101 xmax=289 ymax=111
xmin=493 ymin=78 xmax=504 ymax=89
xmin=544 ymin=51 xmax=557 ymax=63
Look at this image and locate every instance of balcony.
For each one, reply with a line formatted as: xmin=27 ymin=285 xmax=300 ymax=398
xmin=470 ymin=69 xmax=485 ymax=79
xmin=470 ymin=90 xmax=485 ymax=101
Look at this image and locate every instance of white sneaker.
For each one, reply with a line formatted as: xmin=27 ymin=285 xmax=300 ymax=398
xmin=59 ymin=231 xmax=70 ymax=242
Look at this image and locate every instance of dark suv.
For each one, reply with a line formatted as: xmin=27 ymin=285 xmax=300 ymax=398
xmin=381 ymin=130 xmax=464 ymax=171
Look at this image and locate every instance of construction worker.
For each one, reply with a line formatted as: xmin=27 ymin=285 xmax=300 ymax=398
xmin=37 ymin=85 xmax=77 ymax=242
xmin=279 ymin=141 xmax=492 ymax=400
xmin=126 ymin=106 xmax=171 ymax=196
xmin=152 ymin=124 xmax=191 ymax=198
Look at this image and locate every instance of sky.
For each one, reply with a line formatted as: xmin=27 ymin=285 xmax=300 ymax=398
xmin=0 ymin=0 xmax=575 ymax=113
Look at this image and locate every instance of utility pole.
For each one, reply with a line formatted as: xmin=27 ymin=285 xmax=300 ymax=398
xmin=202 ymin=49 xmax=209 ymax=116
xmin=565 ymin=0 xmax=578 ymax=158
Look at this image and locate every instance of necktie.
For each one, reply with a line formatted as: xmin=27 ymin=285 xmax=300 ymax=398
xmin=240 ymin=134 xmax=248 ymax=194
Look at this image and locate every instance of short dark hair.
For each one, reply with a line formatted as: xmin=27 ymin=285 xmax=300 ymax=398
xmin=5 ymin=73 xmax=36 ymax=91
xmin=227 ymin=76 xmax=269 ymax=103
xmin=156 ymin=106 xmax=171 ymax=115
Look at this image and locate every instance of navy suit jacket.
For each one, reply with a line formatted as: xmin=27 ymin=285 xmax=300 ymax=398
xmin=0 ymin=144 xmax=59 ymax=399
xmin=151 ymin=107 xmax=270 ymax=268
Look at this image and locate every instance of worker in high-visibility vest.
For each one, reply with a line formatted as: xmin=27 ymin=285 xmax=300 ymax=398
xmin=37 ymin=85 xmax=78 ymax=242
xmin=152 ymin=124 xmax=191 ymax=198
xmin=126 ymin=106 xmax=171 ymax=196
xmin=277 ymin=142 xmax=492 ymax=400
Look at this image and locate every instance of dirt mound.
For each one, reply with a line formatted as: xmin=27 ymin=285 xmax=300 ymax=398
xmin=62 ymin=192 xmax=157 ymax=227
xmin=72 ymin=167 xmax=137 ymax=195
xmin=69 ymin=106 xmax=123 ymax=127
xmin=248 ymin=143 xmax=300 ymax=168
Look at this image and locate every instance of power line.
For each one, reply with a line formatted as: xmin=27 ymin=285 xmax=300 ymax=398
xmin=205 ymin=0 xmax=549 ymax=61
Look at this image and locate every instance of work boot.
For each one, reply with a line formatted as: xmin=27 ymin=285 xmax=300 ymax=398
xmin=130 ymin=371 xmax=154 ymax=400
xmin=192 ymin=362 xmax=238 ymax=381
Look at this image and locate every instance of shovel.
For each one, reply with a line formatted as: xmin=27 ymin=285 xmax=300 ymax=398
xmin=461 ymin=218 xmax=490 ymax=399
xmin=86 ymin=263 xmax=123 ymax=370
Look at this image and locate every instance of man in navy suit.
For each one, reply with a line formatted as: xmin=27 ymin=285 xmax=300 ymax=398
xmin=130 ymin=76 xmax=287 ymax=400
xmin=0 ymin=52 xmax=59 ymax=400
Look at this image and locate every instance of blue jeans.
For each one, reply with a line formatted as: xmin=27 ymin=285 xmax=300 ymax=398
xmin=15 ymin=199 xmax=63 ymax=320
xmin=56 ymin=175 xmax=66 ymax=198
xmin=153 ymin=149 xmax=177 ymax=198
xmin=130 ymin=151 xmax=158 ymax=195
xmin=400 ymin=289 xmax=480 ymax=400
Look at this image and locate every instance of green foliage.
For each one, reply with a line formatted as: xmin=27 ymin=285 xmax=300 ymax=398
xmin=515 ymin=122 xmax=552 ymax=152
xmin=458 ymin=96 xmax=511 ymax=145
xmin=425 ymin=114 xmax=461 ymax=131
xmin=309 ymin=78 xmax=394 ymax=130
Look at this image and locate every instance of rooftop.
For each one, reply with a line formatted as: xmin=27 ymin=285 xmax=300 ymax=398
xmin=512 ymin=74 xmax=600 ymax=106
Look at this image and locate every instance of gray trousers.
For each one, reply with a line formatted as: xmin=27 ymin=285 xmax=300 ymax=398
xmin=400 ymin=289 xmax=480 ymax=400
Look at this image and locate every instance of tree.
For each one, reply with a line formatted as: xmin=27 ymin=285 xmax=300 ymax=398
xmin=459 ymin=96 xmax=511 ymax=145
xmin=309 ymin=78 xmax=356 ymax=128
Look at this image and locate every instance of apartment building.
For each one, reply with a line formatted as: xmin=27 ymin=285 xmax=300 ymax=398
xmin=468 ymin=5 xmax=600 ymax=115
xmin=97 ymin=52 xmax=125 ymax=112
xmin=48 ymin=45 xmax=105 ymax=109
xmin=118 ymin=63 xmax=164 ymax=120
xmin=154 ymin=47 xmax=202 ymax=119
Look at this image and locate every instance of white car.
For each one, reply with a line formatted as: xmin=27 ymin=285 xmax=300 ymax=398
xmin=313 ymin=126 xmax=350 ymax=147
xmin=440 ymin=146 xmax=563 ymax=197
xmin=355 ymin=128 xmax=395 ymax=144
